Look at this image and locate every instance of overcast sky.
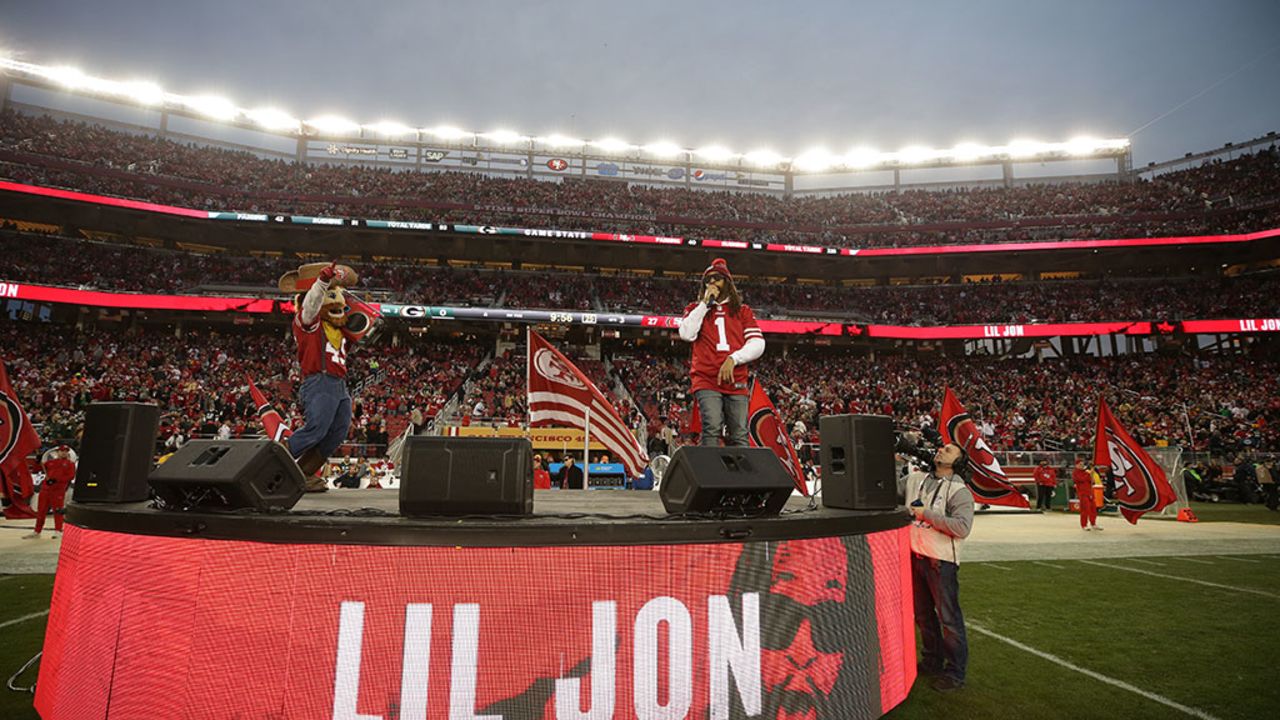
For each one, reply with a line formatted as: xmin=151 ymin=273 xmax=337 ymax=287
xmin=3 ymin=0 xmax=1278 ymax=165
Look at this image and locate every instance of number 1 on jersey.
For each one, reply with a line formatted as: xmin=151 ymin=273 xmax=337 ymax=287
xmin=714 ymin=316 xmax=730 ymax=351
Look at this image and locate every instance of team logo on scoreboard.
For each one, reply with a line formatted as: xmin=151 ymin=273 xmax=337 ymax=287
xmin=546 ymin=158 xmax=569 ymax=171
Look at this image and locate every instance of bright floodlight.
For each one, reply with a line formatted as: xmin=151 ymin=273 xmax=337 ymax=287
xmin=743 ymin=149 xmax=783 ymax=167
xmin=695 ymin=144 xmax=736 ymax=162
xmin=428 ymin=126 xmax=470 ymax=141
xmin=950 ymin=143 xmax=987 ymax=162
xmin=247 ymin=107 xmax=299 ymax=131
xmin=483 ymin=129 xmax=525 ymax=145
xmin=364 ymin=120 xmax=414 ymax=137
xmin=793 ymin=148 xmax=836 ymax=172
xmin=540 ymin=134 xmax=584 ymax=148
xmin=1005 ymin=139 xmax=1043 ymax=159
xmin=117 ymin=80 xmax=165 ymax=105
xmin=643 ymin=141 xmax=684 ymax=158
xmin=307 ymin=115 xmax=361 ymax=135
xmin=896 ymin=146 xmax=944 ymax=165
xmin=45 ymin=65 xmax=88 ymax=90
xmin=186 ymin=95 xmax=239 ymax=121
xmin=843 ymin=147 xmax=882 ymax=169
xmin=591 ymin=137 xmax=634 ymax=154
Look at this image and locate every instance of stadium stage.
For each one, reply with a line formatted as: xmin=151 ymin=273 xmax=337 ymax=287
xmin=34 ymin=491 xmax=916 ymax=720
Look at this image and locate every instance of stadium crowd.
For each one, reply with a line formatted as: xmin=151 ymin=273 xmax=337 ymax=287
xmin=3 ymin=229 xmax=1278 ymax=324
xmin=3 ymin=110 xmax=1278 ymax=250
xmin=3 ymin=311 xmax=1276 ymax=464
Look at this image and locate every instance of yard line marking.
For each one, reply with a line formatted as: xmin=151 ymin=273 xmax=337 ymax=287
xmin=980 ymin=563 xmax=1012 ymax=571
xmin=969 ymin=622 xmax=1222 ymax=720
xmin=1129 ymin=558 xmax=1166 ymax=567
xmin=1173 ymin=557 xmax=1215 ymax=565
xmin=1215 ymin=556 xmax=1260 ymax=564
xmin=1032 ymin=561 xmax=1066 ymax=570
xmin=0 ymin=576 xmax=16 ymax=583
xmin=1080 ymin=560 xmax=1280 ymax=599
xmin=0 ymin=609 xmax=49 ymax=631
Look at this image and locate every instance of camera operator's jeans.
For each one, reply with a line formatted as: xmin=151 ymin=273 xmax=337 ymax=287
xmin=912 ymin=553 xmax=968 ymax=683
xmin=694 ymin=389 xmax=749 ymax=447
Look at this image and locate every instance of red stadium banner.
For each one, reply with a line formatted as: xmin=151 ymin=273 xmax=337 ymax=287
xmin=36 ymin=526 xmax=916 ymax=720
xmin=0 ymin=281 xmax=280 ymax=313
xmin=527 ymin=330 xmax=648 ymax=478
xmin=938 ymin=387 xmax=1030 ymax=509
xmin=1092 ymin=398 xmax=1178 ymax=524
xmin=1179 ymin=318 xmax=1280 ymax=334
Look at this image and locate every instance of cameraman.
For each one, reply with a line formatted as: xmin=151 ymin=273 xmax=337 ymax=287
xmin=908 ymin=442 xmax=974 ymax=692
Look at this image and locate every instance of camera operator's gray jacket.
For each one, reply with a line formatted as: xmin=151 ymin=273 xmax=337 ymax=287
xmin=907 ymin=470 xmax=974 ymax=564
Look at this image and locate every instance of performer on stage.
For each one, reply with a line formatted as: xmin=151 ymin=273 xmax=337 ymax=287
xmin=280 ymin=261 xmax=377 ymax=490
xmin=678 ymin=258 xmax=765 ymax=446
xmin=25 ymin=445 xmax=76 ymax=539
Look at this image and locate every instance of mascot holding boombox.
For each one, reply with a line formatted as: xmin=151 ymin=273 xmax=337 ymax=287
xmin=277 ymin=261 xmax=378 ymax=489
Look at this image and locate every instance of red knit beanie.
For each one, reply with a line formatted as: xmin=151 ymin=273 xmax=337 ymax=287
xmin=702 ymin=257 xmax=732 ymax=281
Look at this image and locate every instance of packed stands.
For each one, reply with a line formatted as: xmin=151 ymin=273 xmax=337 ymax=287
xmin=3 ymin=110 xmax=1278 ymax=250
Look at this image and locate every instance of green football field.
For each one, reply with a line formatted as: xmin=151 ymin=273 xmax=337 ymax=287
xmin=2 ymin=504 xmax=1277 ymax=719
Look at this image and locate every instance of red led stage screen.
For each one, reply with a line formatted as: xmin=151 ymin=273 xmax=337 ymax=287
xmin=36 ymin=526 xmax=914 ymax=719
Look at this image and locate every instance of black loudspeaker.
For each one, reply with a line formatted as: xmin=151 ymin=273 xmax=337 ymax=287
xmin=73 ymin=402 xmax=160 ymax=503
xmin=399 ymin=437 xmax=533 ymax=517
xmin=819 ymin=414 xmax=898 ymax=510
xmin=148 ymin=440 xmax=305 ymax=511
xmin=659 ymin=446 xmax=794 ymax=515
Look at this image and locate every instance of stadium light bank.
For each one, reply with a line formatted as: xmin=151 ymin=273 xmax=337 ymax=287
xmin=0 ymin=56 xmax=1130 ymax=174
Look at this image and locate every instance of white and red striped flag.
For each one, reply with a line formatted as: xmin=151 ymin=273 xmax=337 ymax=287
xmin=527 ymin=330 xmax=649 ymax=478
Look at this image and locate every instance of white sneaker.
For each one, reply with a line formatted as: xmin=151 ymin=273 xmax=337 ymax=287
xmin=1092 ymin=526 xmax=1102 ymax=531
xmin=22 ymin=532 xmax=41 ymax=539
xmin=1082 ymin=526 xmax=1091 ymax=531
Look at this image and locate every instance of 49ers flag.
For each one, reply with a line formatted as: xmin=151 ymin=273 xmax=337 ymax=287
xmin=0 ymin=357 xmax=41 ymax=518
xmin=527 ymin=330 xmax=648 ymax=478
xmin=1093 ymin=397 xmax=1177 ymax=524
xmin=938 ymin=387 xmax=1029 ymax=508
xmin=748 ymin=381 xmax=809 ymax=495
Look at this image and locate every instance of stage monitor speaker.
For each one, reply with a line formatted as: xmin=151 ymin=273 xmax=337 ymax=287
xmin=399 ymin=437 xmax=533 ymax=517
xmin=148 ymin=440 xmax=305 ymax=511
xmin=73 ymin=402 xmax=160 ymax=503
xmin=658 ymin=446 xmax=793 ymax=516
xmin=819 ymin=414 xmax=898 ymax=510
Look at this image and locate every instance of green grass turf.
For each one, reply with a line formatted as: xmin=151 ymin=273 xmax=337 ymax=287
xmin=2 ymin=558 xmax=1278 ymax=719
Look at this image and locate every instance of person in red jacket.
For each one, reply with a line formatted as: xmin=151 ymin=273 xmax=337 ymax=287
xmin=25 ymin=445 xmax=76 ymax=539
xmin=1033 ymin=459 xmax=1058 ymax=511
xmin=678 ymin=258 xmax=765 ymax=446
xmin=532 ymin=455 xmax=552 ymax=490
xmin=1072 ymin=458 xmax=1100 ymax=531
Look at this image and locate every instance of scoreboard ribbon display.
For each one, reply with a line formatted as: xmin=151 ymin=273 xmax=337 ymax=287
xmin=36 ymin=526 xmax=915 ymax=720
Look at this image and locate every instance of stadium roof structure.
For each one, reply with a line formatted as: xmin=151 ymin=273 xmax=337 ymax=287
xmin=0 ymin=56 xmax=1132 ymax=193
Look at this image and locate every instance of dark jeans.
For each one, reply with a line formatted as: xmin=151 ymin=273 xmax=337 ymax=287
xmin=694 ymin=389 xmax=749 ymax=446
xmin=912 ymin=553 xmax=968 ymax=683
xmin=287 ymin=374 xmax=352 ymax=460
xmin=1036 ymin=484 xmax=1053 ymax=510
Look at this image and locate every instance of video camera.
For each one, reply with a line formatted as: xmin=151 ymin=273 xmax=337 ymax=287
xmin=894 ymin=429 xmax=938 ymax=470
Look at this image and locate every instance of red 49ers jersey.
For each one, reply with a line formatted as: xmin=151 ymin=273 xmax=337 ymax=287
xmin=294 ymin=314 xmax=348 ymax=378
xmin=682 ymin=301 xmax=762 ymax=395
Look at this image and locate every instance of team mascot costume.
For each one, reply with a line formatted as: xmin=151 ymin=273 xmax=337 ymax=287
xmin=275 ymin=261 xmax=378 ymax=490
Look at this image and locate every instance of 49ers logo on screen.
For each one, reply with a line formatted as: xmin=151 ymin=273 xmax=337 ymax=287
xmin=546 ymin=158 xmax=569 ymax=171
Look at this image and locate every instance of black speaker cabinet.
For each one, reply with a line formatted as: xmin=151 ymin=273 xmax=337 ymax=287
xmin=148 ymin=440 xmax=305 ymax=511
xmin=399 ymin=437 xmax=533 ymax=517
xmin=73 ymin=402 xmax=160 ymax=503
xmin=659 ymin=446 xmax=794 ymax=516
xmin=819 ymin=414 xmax=899 ymax=510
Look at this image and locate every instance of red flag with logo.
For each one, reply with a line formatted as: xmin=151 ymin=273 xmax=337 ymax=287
xmin=527 ymin=330 xmax=648 ymax=478
xmin=748 ymin=381 xmax=809 ymax=495
xmin=938 ymin=387 xmax=1029 ymax=508
xmin=1093 ymin=397 xmax=1177 ymax=524
xmin=247 ymin=376 xmax=293 ymax=443
xmin=0 ymin=358 xmax=41 ymax=518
